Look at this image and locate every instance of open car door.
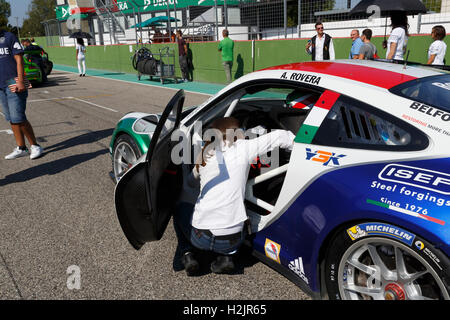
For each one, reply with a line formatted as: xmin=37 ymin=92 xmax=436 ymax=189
xmin=115 ymin=90 xmax=185 ymax=249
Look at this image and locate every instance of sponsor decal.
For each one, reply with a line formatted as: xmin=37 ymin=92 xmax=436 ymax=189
xmin=414 ymin=240 xmax=425 ymax=251
xmin=410 ymin=102 xmax=450 ymax=122
xmin=402 ymin=114 xmax=450 ymax=137
xmin=264 ymin=239 xmax=281 ymax=263
xmin=347 ymin=223 xmax=416 ymax=246
xmin=288 ymin=257 xmax=309 ymax=284
xmin=414 ymin=241 xmax=443 ymax=271
xmin=379 ymin=164 xmax=450 ymax=195
xmin=280 ymin=71 xmax=321 ymax=85
xmin=305 ymin=148 xmax=346 ymax=166
xmin=367 ymin=198 xmax=445 ymax=225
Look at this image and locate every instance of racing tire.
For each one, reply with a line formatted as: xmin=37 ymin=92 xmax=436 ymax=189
xmin=324 ymin=221 xmax=450 ymax=300
xmin=112 ymin=134 xmax=142 ymax=184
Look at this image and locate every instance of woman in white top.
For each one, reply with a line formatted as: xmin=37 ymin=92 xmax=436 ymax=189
xmin=385 ymin=12 xmax=409 ymax=61
xmin=76 ymin=38 xmax=86 ymax=77
xmin=173 ymin=117 xmax=295 ymax=275
xmin=427 ymin=25 xmax=447 ymax=66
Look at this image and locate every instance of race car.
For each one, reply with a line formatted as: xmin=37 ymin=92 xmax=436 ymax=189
xmin=113 ymin=59 xmax=450 ymax=300
xmin=24 ymin=56 xmax=44 ymax=85
xmin=24 ymin=49 xmax=53 ymax=85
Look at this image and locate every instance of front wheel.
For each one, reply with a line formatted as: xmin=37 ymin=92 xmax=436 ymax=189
xmin=324 ymin=222 xmax=450 ymax=300
xmin=112 ymin=134 xmax=142 ymax=183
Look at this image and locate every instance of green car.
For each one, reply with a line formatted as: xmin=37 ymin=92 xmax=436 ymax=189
xmin=24 ymin=55 xmax=44 ymax=84
xmin=24 ymin=50 xmax=53 ymax=85
xmin=109 ymin=112 xmax=159 ymax=182
xmin=110 ymin=106 xmax=197 ymax=182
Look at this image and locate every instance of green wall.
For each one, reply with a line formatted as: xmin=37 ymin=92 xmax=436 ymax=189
xmin=37 ymin=35 xmax=449 ymax=84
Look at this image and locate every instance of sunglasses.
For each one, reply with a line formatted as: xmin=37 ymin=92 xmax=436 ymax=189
xmin=316 ymin=27 xmax=324 ymax=30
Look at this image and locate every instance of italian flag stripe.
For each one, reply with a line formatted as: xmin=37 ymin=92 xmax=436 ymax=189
xmin=294 ymin=124 xmax=319 ymax=144
xmin=314 ymin=90 xmax=340 ymax=110
xmin=366 ymin=199 xmax=445 ymax=226
xmin=303 ymin=107 xmax=330 ymax=127
xmin=294 ymin=90 xmax=340 ymax=144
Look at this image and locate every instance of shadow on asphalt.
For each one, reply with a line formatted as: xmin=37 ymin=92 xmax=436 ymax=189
xmin=0 ymin=128 xmax=114 ymax=187
xmin=42 ymin=128 xmax=113 ymax=154
xmin=34 ymin=75 xmax=77 ymax=88
xmin=0 ymin=149 xmax=108 ymax=187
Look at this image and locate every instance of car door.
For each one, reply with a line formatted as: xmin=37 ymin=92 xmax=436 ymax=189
xmin=115 ymin=90 xmax=185 ymax=249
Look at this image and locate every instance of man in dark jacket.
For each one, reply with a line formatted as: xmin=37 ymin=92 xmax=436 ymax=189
xmin=305 ymin=22 xmax=335 ymax=61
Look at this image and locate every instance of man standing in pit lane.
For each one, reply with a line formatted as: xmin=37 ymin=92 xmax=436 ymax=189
xmin=0 ymin=29 xmax=43 ymax=160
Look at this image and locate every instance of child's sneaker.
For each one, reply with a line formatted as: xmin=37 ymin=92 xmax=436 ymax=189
xmin=5 ymin=146 xmax=29 ymax=160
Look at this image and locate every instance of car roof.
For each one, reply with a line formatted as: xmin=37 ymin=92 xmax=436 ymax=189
xmin=261 ymin=59 xmax=444 ymax=89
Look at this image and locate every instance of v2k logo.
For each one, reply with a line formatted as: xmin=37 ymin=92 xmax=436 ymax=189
xmin=305 ymin=148 xmax=346 ymax=166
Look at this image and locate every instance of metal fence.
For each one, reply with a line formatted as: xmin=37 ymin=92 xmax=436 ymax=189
xmin=43 ymin=0 xmax=450 ymax=47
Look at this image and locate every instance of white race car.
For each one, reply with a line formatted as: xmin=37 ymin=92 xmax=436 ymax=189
xmin=114 ymin=59 xmax=450 ymax=300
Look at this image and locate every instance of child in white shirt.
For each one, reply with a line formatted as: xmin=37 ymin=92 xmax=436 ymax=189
xmin=173 ymin=117 xmax=295 ymax=275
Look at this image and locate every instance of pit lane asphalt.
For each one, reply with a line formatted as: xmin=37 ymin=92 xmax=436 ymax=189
xmin=0 ymin=70 xmax=310 ymax=300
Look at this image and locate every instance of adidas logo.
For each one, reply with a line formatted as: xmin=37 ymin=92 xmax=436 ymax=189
xmin=288 ymin=257 xmax=309 ymax=284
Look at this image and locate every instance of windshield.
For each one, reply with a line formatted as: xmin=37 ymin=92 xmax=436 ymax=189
xmin=390 ymin=74 xmax=450 ymax=112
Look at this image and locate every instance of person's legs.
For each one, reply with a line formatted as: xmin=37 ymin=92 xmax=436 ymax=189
xmin=3 ymin=89 xmax=42 ymax=160
xmin=173 ymin=202 xmax=199 ymax=275
xmin=77 ymin=58 xmax=83 ymax=76
xmin=223 ymin=61 xmax=232 ymax=83
xmin=179 ymin=55 xmax=189 ymax=81
xmin=173 ymin=202 xmax=195 ymax=255
xmin=82 ymin=58 xmax=86 ymax=75
xmin=190 ymin=227 xmax=246 ymax=274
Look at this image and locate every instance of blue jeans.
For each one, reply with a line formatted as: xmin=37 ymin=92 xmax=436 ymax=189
xmin=173 ymin=202 xmax=246 ymax=256
xmin=0 ymin=86 xmax=28 ymax=123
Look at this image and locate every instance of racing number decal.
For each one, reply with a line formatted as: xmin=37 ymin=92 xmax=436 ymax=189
xmin=295 ymin=90 xmax=341 ymax=144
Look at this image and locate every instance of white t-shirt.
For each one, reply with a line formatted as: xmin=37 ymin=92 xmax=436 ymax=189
xmin=386 ymin=27 xmax=408 ymax=60
xmin=428 ymin=40 xmax=447 ymax=65
xmin=76 ymin=44 xmax=86 ymax=59
xmin=191 ymin=130 xmax=295 ymax=234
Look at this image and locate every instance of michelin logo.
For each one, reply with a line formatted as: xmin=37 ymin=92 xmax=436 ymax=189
xmin=379 ymin=164 xmax=450 ymax=195
xmin=347 ymin=223 xmax=416 ymax=246
xmin=288 ymin=257 xmax=309 ymax=284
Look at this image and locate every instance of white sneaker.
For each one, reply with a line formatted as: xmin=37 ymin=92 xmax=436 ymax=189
xmin=30 ymin=145 xmax=44 ymax=160
xmin=5 ymin=147 xmax=29 ymax=160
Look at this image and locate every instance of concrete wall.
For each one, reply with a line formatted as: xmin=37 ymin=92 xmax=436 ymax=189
xmin=36 ymin=35 xmax=449 ymax=84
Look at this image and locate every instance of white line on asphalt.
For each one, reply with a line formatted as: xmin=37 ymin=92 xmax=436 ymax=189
xmin=0 ymin=129 xmax=13 ymax=135
xmin=74 ymin=98 xmax=119 ymax=113
xmin=28 ymin=96 xmax=118 ymax=113
xmin=57 ymin=68 xmax=213 ymax=97
xmin=28 ymin=97 xmax=67 ymax=103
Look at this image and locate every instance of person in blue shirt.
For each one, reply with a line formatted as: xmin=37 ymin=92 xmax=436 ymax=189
xmin=349 ymin=29 xmax=363 ymax=59
xmin=0 ymin=29 xmax=43 ymax=160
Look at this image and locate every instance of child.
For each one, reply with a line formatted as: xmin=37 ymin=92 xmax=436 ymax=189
xmin=427 ymin=25 xmax=447 ymax=66
xmin=173 ymin=117 xmax=295 ymax=275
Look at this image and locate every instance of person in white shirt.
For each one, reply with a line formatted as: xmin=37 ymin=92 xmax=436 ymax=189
xmin=76 ymin=38 xmax=86 ymax=77
xmin=385 ymin=12 xmax=409 ymax=60
xmin=427 ymin=25 xmax=447 ymax=66
xmin=305 ymin=22 xmax=335 ymax=61
xmin=173 ymin=117 xmax=295 ymax=275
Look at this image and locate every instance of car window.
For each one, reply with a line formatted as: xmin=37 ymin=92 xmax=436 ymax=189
xmin=390 ymin=74 xmax=450 ymax=112
xmin=312 ymin=95 xmax=429 ymax=151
